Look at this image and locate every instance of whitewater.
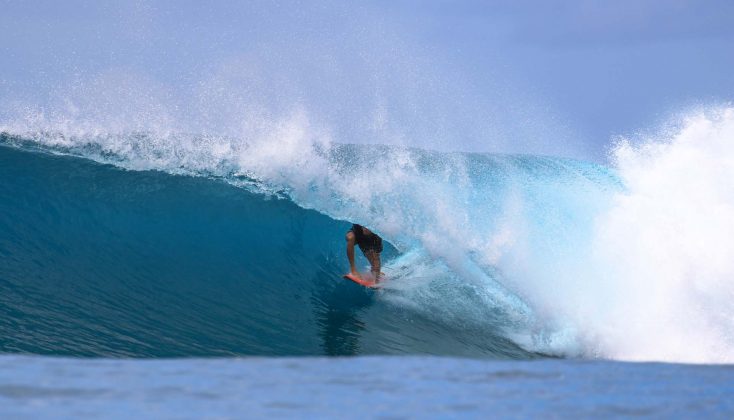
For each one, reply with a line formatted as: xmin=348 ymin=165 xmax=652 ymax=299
xmin=2 ymin=106 xmax=733 ymax=364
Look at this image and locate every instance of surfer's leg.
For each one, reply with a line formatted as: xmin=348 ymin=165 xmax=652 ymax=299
xmin=346 ymin=231 xmax=359 ymax=276
xmin=364 ymin=250 xmax=382 ymax=282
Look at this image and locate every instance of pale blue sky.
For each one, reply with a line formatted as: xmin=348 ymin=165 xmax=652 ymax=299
xmin=1 ymin=0 xmax=733 ymax=160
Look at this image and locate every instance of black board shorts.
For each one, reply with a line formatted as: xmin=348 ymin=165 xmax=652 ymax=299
xmin=349 ymin=224 xmax=383 ymax=253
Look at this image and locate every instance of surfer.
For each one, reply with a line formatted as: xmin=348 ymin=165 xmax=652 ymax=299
xmin=346 ymin=224 xmax=383 ymax=282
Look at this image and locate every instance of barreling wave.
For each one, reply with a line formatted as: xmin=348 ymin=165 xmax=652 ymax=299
xmin=2 ymin=107 xmax=734 ymax=363
xmin=0 ymin=137 xmax=537 ymax=358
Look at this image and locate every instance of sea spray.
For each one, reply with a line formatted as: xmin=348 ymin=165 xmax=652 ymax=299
xmin=588 ymin=108 xmax=734 ymax=362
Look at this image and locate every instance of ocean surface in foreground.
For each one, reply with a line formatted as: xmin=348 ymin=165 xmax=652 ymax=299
xmin=1 ymin=355 xmax=732 ymax=419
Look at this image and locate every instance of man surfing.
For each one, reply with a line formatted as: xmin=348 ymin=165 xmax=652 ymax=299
xmin=345 ymin=224 xmax=383 ymax=283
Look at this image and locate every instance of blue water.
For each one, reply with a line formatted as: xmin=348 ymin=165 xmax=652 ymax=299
xmin=2 ymin=130 xmax=734 ymax=417
xmin=0 ymin=138 xmax=536 ymax=358
xmin=1 ymin=131 xmax=627 ymax=359
xmin=1 ymin=355 xmax=732 ymax=419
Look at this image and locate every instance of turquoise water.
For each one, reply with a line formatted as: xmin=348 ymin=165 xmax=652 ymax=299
xmin=2 ymin=128 xmax=734 ymax=417
xmin=2 ymin=129 xmax=728 ymax=363
xmin=0 ymin=140 xmax=536 ymax=358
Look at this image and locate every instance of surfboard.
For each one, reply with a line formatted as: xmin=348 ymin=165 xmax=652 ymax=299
xmin=343 ymin=273 xmax=383 ymax=288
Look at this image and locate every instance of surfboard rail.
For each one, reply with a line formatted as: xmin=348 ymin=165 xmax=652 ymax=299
xmin=343 ymin=273 xmax=382 ymax=288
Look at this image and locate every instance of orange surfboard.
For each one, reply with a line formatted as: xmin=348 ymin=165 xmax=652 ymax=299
xmin=343 ymin=273 xmax=383 ymax=288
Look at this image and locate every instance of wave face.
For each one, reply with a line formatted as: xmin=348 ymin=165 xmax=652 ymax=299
xmin=2 ymin=107 xmax=734 ymax=362
xmin=0 ymin=141 xmax=534 ymax=358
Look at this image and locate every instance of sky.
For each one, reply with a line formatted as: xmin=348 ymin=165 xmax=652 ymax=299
xmin=1 ymin=0 xmax=733 ymax=161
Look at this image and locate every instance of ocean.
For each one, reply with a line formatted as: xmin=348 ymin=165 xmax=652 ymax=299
xmin=2 ymin=355 xmax=733 ymax=418
xmin=2 ymin=108 xmax=734 ymax=417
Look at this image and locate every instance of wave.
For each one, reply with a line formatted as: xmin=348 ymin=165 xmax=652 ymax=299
xmin=2 ymin=106 xmax=734 ymax=362
xmin=0 ymin=141 xmax=533 ymax=358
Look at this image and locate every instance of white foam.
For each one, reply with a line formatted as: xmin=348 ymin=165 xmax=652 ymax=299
xmin=498 ymin=107 xmax=734 ymax=363
xmin=588 ymin=107 xmax=734 ymax=362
